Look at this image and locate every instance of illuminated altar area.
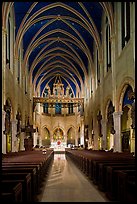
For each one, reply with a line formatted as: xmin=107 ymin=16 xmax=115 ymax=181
xmin=50 ymin=126 xmax=67 ymax=152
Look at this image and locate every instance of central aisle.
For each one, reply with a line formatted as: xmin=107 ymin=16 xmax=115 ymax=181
xmin=37 ymin=153 xmax=110 ymax=202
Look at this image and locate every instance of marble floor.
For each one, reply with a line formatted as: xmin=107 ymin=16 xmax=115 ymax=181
xmin=36 ymin=153 xmax=110 ymax=202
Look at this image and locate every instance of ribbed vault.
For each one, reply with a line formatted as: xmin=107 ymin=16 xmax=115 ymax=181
xmin=2 ymin=2 xmax=114 ymax=97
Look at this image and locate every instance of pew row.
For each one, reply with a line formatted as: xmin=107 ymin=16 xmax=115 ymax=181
xmin=65 ymin=149 xmax=136 ymax=202
xmin=2 ymin=150 xmax=54 ymax=202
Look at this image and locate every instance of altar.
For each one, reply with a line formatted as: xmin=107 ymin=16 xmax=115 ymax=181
xmin=50 ymin=141 xmax=67 ymax=153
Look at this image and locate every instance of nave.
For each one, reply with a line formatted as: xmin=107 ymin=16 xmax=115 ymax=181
xmin=2 ymin=148 xmax=136 ymax=202
xmin=36 ymin=153 xmax=109 ymax=202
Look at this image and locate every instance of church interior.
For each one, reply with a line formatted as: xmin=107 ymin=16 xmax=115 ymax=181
xmin=2 ymin=2 xmax=136 ymax=202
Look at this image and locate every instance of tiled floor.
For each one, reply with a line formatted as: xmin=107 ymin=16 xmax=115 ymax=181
xmin=36 ymin=153 xmax=110 ymax=202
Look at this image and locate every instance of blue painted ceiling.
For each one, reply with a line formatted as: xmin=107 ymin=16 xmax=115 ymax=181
xmin=13 ymin=2 xmax=104 ymax=96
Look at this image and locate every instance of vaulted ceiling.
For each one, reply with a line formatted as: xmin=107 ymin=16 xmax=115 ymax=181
xmin=9 ymin=2 xmax=114 ymax=97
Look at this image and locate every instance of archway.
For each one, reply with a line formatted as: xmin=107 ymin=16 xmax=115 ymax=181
xmin=42 ymin=127 xmax=51 ymax=148
xmin=52 ymin=127 xmax=66 ymax=149
xmin=121 ymin=85 xmax=133 ymax=152
xmin=106 ymin=100 xmax=115 ymax=150
xmin=67 ymin=127 xmax=75 ymax=147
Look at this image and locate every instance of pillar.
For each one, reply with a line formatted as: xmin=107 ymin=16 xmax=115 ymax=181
xmin=101 ymin=119 xmax=107 ymax=149
xmin=20 ymin=132 xmax=25 ymax=151
xmin=11 ymin=120 xmax=17 ymax=152
xmin=50 ymin=130 xmax=53 ymax=143
xmin=33 ymin=111 xmax=36 ymax=125
xmin=113 ymin=111 xmax=123 ymax=152
xmin=130 ymin=129 xmax=135 ymax=154
xmin=39 ymin=136 xmax=42 ymax=147
xmin=80 ymin=122 xmax=84 ymax=146
xmin=37 ymin=103 xmax=41 ymax=113
xmin=2 ymin=27 xmax=6 ymax=106
xmin=33 ymin=131 xmax=38 ymax=147
xmin=64 ymin=133 xmax=67 ymax=147
xmin=2 ymin=109 xmax=6 ymax=154
xmin=75 ymin=129 xmax=78 ymax=146
xmin=2 ymin=28 xmax=7 ymax=154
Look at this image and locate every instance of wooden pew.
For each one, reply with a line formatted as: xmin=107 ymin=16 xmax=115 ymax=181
xmin=93 ymin=159 xmax=135 ymax=187
xmin=117 ymin=169 xmax=136 ymax=202
xmin=2 ymin=166 xmax=37 ymax=200
xmin=91 ymin=155 xmax=135 ymax=183
xmin=3 ymin=161 xmax=46 ymax=189
xmin=65 ymin=149 xmax=135 ymax=202
xmin=2 ymin=150 xmax=54 ymax=196
xmin=1 ymin=180 xmax=22 ymax=202
xmin=106 ymin=165 xmax=135 ymax=201
xmin=2 ymin=172 xmax=31 ymax=202
xmin=2 ymin=163 xmax=40 ymax=192
xmin=98 ymin=161 xmax=135 ymax=191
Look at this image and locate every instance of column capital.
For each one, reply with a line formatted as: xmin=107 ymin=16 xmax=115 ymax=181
xmin=11 ymin=119 xmax=18 ymax=125
xmin=113 ymin=111 xmax=123 ymax=117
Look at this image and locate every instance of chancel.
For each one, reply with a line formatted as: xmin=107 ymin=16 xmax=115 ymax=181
xmin=2 ymin=2 xmax=135 ymax=203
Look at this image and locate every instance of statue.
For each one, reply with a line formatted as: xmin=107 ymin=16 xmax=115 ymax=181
xmin=66 ymin=86 xmax=69 ymax=97
xmin=97 ymin=111 xmax=102 ymax=137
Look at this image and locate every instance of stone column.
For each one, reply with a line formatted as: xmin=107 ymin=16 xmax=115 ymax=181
xmin=40 ymin=104 xmax=43 ymax=113
xmin=39 ymin=136 xmax=42 ymax=147
xmin=33 ymin=131 xmax=38 ymax=147
xmin=110 ymin=34 xmax=117 ymax=111
xmin=130 ymin=128 xmax=135 ymax=154
xmin=20 ymin=132 xmax=25 ymax=151
xmin=11 ymin=120 xmax=18 ymax=152
xmin=101 ymin=119 xmax=107 ymax=149
xmin=33 ymin=111 xmax=36 ymax=125
xmin=50 ymin=130 xmax=53 ymax=144
xmin=2 ymin=110 xmax=6 ymax=154
xmin=2 ymin=27 xmax=6 ymax=106
xmin=113 ymin=111 xmax=123 ymax=152
xmin=2 ymin=28 xmax=7 ymax=154
xmin=75 ymin=129 xmax=78 ymax=146
xmin=80 ymin=122 xmax=84 ymax=146
xmin=62 ymin=133 xmax=67 ymax=147
xmin=37 ymin=103 xmax=41 ymax=113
